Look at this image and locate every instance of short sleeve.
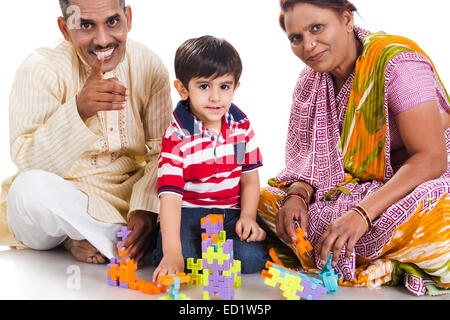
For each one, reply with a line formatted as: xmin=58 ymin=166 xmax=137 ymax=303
xmin=241 ymin=121 xmax=263 ymax=173
xmin=157 ymin=128 xmax=185 ymax=197
xmin=387 ymin=60 xmax=438 ymax=116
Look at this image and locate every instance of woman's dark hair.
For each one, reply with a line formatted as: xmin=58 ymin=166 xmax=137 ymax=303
xmin=175 ymin=35 xmax=243 ymax=89
xmin=279 ymin=0 xmax=358 ymax=31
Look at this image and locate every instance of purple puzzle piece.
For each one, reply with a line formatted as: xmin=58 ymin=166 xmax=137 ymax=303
xmin=117 ymin=226 xmax=131 ymax=239
xmin=221 ymin=239 xmax=233 ymax=256
xmin=116 ymin=226 xmax=131 ymax=246
xmin=215 ymin=276 xmax=235 ymax=300
xmin=107 ymin=275 xmax=119 ymax=287
xmin=297 ymin=278 xmax=327 ymax=300
xmin=201 ymin=237 xmax=214 ymax=253
xmin=204 ymin=276 xmax=235 ymax=300
xmin=201 ymin=218 xmax=224 ymax=236
xmin=202 ymin=257 xmax=232 ymax=272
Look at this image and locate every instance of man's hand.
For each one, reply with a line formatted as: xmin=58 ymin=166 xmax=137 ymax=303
xmin=118 ymin=210 xmax=157 ymax=265
xmin=76 ymin=54 xmax=129 ymax=122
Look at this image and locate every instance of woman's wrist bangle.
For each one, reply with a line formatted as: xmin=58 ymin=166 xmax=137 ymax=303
xmin=289 ymin=183 xmax=312 ymax=202
xmin=283 ymin=193 xmax=308 ymax=209
xmin=352 ymin=205 xmax=373 ymax=232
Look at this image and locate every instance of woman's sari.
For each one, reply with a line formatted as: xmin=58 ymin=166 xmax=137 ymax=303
xmin=257 ymin=27 xmax=450 ymax=296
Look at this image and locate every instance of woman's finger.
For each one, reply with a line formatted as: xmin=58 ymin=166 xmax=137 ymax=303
xmin=331 ymin=235 xmax=347 ymax=267
xmin=318 ymin=229 xmax=337 ymax=265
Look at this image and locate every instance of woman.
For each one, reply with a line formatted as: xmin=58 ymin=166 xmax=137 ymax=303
xmin=258 ymin=0 xmax=450 ymax=296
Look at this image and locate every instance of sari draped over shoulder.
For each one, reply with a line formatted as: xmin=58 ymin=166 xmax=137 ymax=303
xmin=257 ymin=27 xmax=450 ymax=296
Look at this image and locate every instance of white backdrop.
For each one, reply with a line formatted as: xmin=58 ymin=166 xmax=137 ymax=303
xmin=0 ymin=0 xmax=448 ymax=184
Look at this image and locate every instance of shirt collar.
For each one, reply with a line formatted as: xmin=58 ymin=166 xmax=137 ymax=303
xmin=173 ymin=100 xmax=246 ymax=139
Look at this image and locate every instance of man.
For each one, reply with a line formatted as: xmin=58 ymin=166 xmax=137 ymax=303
xmin=0 ymin=0 xmax=172 ymax=265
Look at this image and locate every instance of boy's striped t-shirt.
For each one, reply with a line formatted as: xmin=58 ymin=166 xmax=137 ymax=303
xmin=157 ymin=101 xmax=263 ymax=209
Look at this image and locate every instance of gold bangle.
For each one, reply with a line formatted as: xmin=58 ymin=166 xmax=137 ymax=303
xmin=352 ymin=208 xmax=369 ymax=232
xmin=289 ymin=183 xmax=312 ymax=202
xmin=299 ymin=187 xmax=311 ymax=202
xmin=355 ymin=204 xmax=373 ymax=230
xmin=283 ymin=194 xmax=307 ymax=209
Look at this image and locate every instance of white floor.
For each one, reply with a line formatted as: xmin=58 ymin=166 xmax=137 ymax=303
xmin=0 ymin=246 xmax=448 ymax=301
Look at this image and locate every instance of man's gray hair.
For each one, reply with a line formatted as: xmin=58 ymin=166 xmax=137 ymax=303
xmin=59 ymin=0 xmax=126 ymax=19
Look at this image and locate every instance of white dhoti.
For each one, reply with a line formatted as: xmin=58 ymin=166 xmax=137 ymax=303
xmin=6 ymin=170 xmax=123 ymax=259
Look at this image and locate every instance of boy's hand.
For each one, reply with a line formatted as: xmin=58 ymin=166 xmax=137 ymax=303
xmin=152 ymin=253 xmax=185 ymax=283
xmin=118 ymin=211 xmax=157 ymax=265
xmin=235 ymin=217 xmax=266 ymax=242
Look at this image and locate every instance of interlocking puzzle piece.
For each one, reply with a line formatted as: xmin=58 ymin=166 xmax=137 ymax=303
xmin=262 ymin=260 xmax=328 ymax=300
xmin=279 ymin=272 xmax=303 ymax=300
xmin=117 ymin=226 xmax=132 ymax=246
xmin=107 ymin=258 xmax=120 ymax=286
xmin=201 ymin=214 xmax=224 ymax=236
xmin=118 ymin=259 xmax=138 ymax=288
xmin=295 ymin=228 xmax=313 ymax=254
xmin=107 ymin=263 xmax=119 ymax=282
xmin=187 ymin=258 xmax=204 ymax=286
xmin=202 ymin=245 xmax=231 ymax=266
xmin=318 ymin=253 xmax=339 ymax=293
xmin=129 ymin=279 xmax=166 ymax=294
xmin=262 ymin=262 xmax=282 ymax=288
xmin=203 ymin=273 xmax=235 ymax=300
xmin=158 ymin=273 xmax=191 ymax=300
xmin=296 ymin=277 xmax=327 ymax=300
xmin=223 ymin=259 xmax=241 ymax=287
xmin=117 ymin=243 xmax=134 ymax=259
xmin=218 ymin=230 xmax=227 ymax=246
xmin=269 ymin=248 xmax=285 ymax=267
xmin=158 ymin=273 xmax=190 ymax=286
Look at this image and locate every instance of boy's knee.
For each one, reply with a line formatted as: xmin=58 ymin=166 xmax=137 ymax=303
xmin=234 ymin=240 xmax=269 ymax=274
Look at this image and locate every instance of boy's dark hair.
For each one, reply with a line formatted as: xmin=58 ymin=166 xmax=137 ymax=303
xmin=175 ymin=35 xmax=243 ymax=89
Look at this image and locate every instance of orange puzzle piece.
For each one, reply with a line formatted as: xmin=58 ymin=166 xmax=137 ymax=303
xmin=200 ymin=214 xmax=223 ymax=225
xmin=158 ymin=273 xmax=190 ymax=286
xmin=295 ymin=228 xmax=313 ymax=254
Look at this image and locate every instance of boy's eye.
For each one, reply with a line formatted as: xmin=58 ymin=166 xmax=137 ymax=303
xmin=199 ymin=84 xmax=209 ymax=90
xmin=311 ymin=24 xmax=323 ymax=33
xmin=221 ymin=85 xmax=230 ymax=90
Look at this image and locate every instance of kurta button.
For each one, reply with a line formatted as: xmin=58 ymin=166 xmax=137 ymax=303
xmin=109 ymin=128 xmax=114 ymax=132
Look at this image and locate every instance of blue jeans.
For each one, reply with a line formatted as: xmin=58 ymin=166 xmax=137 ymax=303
xmin=152 ymin=208 xmax=269 ymax=274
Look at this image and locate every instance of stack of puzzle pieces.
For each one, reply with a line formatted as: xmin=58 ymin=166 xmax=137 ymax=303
xmin=262 ymin=261 xmax=328 ymax=300
xmin=261 ymin=229 xmax=339 ymax=300
xmin=106 ymin=226 xmax=166 ymax=295
xmin=186 ymin=214 xmax=241 ymax=300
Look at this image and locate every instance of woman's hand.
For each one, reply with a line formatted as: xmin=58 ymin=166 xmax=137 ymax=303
xmin=317 ymin=209 xmax=367 ymax=267
xmin=276 ymin=196 xmax=309 ymax=245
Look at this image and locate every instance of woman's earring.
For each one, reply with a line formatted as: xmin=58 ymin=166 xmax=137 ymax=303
xmin=348 ymin=25 xmax=354 ymax=32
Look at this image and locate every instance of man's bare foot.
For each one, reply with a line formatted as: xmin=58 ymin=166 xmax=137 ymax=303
xmin=63 ymin=238 xmax=106 ymax=264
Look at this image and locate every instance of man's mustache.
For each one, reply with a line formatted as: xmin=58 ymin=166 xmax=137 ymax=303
xmin=88 ymin=43 xmax=120 ymax=52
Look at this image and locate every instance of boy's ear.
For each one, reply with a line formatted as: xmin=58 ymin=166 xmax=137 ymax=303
xmin=234 ymin=81 xmax=241 ymax=91
xmin=174 ymin=79 xmax=189 ymax=100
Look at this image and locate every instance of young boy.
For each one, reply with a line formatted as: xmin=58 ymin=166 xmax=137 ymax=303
xmin=152 ymin=36 xmax=269 ymax=281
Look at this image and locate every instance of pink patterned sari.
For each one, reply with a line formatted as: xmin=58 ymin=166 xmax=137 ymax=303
xmin=257 ymin=27 xmax=450 ymax=296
